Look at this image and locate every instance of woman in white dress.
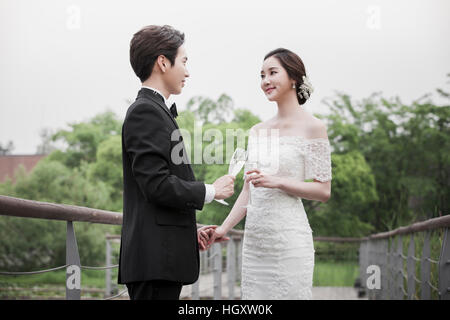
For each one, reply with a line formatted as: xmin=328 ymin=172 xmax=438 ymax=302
xmin=202 ymin=48 xmax=332 ymax=300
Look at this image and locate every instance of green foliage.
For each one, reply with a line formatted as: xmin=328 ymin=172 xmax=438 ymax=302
xmin=13 ymin=160 xmax=111 ymax=209
xmin=87 ymin=135 xmax=123 ymax=212
xmin=0 ymin=111 xmax=121 ymax=271
xmin=0 ymin=78 xmax=448 ymax=273
xmin=313 ymin=261 xmax=360 ymax=287
xmin=176 ymin=103 xmax=260 ymax=228
xmin=307 ymin=151 xmax=377 ymax=237
xmin=51 ymin=110 xmax=122 ymax=168
xmin=319 ymin=80 xmax=449 ymax=234
xmin=186 ymin=93 xmax=234 ymax=124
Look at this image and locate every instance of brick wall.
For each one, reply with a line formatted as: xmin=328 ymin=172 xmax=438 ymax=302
xmin=0 ymin=155 xmax=46 ymax=183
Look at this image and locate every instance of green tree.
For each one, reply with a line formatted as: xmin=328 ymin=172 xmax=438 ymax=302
xmin=87 ymin=135 xmax=123 ymax=212
xmin=321 ymin=77 xmax=449 ymax=233
xmin=308 ymin=151 xmax=377 ymax=237
xmin=0 ymin=160 xmax=114 ymax=271
xmin=0 ymin=110 xmax=123 ymax=271
xmin=1 ymin=76 xmax=448 ymax=270
xmin=177 ymin=95 xmax=260 ymax=227
xmin=186 ymin=93 xmax=234 ymax=124
xmin=51 ymin=110 xmax=122 ymax=169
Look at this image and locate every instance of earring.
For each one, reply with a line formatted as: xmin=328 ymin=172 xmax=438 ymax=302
xmin=292 ymin=83 xmax=296 ymax=89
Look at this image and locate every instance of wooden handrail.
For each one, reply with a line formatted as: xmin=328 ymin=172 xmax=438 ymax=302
xmin=0 ymin=195 xmax=122 ymax=225
xmin=1 ymin=194 xmax=449 ymax=300
xmin=1 ymin=195 xmax=449 ymax=241
xmin=363 ymin=215 xmax=450 ymax=241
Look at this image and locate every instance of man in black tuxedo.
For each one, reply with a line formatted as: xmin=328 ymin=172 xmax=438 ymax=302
xmin=118 ymin=25 xmax=235 ymax=300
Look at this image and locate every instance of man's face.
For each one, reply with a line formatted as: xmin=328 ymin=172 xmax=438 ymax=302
xmin=165 ymin=44 xmax=189 ymax=95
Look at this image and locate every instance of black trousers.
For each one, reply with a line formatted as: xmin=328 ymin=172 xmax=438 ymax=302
xmin=126 ymin=280 xmax=182 ymax=300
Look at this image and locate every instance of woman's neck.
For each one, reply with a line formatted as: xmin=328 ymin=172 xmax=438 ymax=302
xmin=275 ymin=92 xmax=302 ymax=119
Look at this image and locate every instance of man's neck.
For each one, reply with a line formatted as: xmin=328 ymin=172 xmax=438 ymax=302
xmin=141 ymin=79 xmax=170 ymax=101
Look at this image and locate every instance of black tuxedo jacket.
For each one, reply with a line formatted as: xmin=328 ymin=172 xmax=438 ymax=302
xmin=118 ymin=88 xmax=206 ymax=285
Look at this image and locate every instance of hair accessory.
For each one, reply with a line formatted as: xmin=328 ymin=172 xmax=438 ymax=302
xmin=297 ymin=75 xmax=314 ymax=100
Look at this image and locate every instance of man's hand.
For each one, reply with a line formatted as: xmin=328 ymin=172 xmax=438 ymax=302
xmin=197 ymin=225 xmax=230 ymax=251
xmin=197 ymin=225 xmax=217 ymax=251
xmin=213 ymin=175 xmax=235 ymax=200
xmin=206 ymin=225 xmax=229 ymax=248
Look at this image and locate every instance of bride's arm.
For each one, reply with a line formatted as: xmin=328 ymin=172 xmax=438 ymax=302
xmin=248 ymin=121 xmax=332 ymax=203
xmin=246 ymin=172 xmax=330 ymax=203
xmin=206 ymin=181 xmax=249 ymax=247
xmin=219 ymin=181 xmax=250 ymax=233
xmin=277 ymin=178 xmax=331 ymax=203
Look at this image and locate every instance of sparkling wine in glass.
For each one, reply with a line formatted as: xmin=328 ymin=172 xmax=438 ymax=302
xmin=214 ymin=148 xmax=248 ymax=206
xmin=242 ymin=160 xmax=258 ymax=208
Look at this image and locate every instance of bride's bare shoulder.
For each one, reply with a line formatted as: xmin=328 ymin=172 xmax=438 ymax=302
xmin=307 ymin=115 xmax=329 ymax=140
xmin=249 ymin=119 xmax=274 ymax=135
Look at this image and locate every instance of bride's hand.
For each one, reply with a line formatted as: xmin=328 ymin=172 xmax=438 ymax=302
xmin=245 ymin=169 xmax=281 ymax=189
xmin=206 ymin=226 xmax=230 ymax=247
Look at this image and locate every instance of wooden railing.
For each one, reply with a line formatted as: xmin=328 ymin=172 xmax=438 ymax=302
xmin=0 ymin=195 xmax=245 ymax=300
xmin=0 ymin=195 xmax=123 ymax=300
xmin=1 ymin=194 xmax=449 ymax=300
xmin=358 ymin=215 xmax=450 ymax=300
xmin=104 ymin=228 xmax=245 ymax=300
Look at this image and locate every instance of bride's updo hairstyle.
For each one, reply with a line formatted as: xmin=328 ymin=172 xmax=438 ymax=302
xmin=264 ymin=48 xmax=312 ymax=105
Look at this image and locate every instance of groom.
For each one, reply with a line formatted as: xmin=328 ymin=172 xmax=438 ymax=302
xmin=118 ymin=25 xmax=235 ymax=300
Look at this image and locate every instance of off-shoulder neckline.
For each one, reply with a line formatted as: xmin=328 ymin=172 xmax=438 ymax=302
xmin=249 ymin=135 xmax=329 ymax=142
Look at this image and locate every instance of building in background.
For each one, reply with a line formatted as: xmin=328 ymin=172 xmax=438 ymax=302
xmin=0 ymin=155 xmax=46 ymax=183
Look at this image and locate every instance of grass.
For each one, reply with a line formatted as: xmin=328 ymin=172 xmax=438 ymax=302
xmin=313 ymin=261 xmax=360 ymax=287
xmin=0 ymin=268 xmax=120 ymax=299
xmin=0 ymin=268 xmax=114 ymax=288
xmin=0 ymin=260 xmax=359 ymax=299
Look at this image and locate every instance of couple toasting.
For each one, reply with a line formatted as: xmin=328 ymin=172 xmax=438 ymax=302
xmin=118 ymin=25 xmax=332 ymax=300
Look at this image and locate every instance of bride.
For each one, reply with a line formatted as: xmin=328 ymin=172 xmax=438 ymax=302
xmin=199 ymin=48 xmax=332 ymax=300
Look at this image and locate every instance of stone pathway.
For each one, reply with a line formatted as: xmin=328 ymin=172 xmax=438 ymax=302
xmin=312 ymin=286 xmax=367 ymax=300
xmin=180 ymin=272 xmax=241 ymax=300
xmin=179 ymin=272 xmax=367 ymax=300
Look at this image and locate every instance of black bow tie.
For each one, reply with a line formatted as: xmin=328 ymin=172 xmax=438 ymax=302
xmin=170 ymin=102 xmax=178 ymax=118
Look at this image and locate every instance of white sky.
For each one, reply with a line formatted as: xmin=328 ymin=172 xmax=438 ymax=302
xmin=1 ymin=0 xmax=449 ymax=154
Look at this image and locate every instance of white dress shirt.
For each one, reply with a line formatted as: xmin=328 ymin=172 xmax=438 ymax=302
xmin=141 ymin=86 xmax=216 ymax=204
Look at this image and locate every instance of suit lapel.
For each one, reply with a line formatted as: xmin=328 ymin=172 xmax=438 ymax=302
xmin=136 ymin=88 xmax=195 ymax=179
xmin=137 ymin=88 xmax=179 ymax=130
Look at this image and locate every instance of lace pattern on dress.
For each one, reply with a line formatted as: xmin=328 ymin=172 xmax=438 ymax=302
xmin=241 ymin=132 xmax=329 ymax=300
xmin=244 ymin=134 xmax=332 ymax=183
xmin=304 ymin=138 xmax=332 ymax=182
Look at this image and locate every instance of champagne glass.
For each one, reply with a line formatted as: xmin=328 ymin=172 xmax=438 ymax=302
xmin=242 ymin=160 xmax=259 ymax=208
xmin=214 ymin=148 xmax=248 ymax=206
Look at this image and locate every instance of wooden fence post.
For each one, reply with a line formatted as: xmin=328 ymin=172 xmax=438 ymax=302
xmin=421 ymin=231 xmax=431 ymax=299
xmin=227 ymin=239 xmax=236 ymax=300
xmin=387 ymin=237 xmax=394 ymax=299
xmin=407 ymin=234 xmax=415 ymax=299
xmin=66 ymin=221 xmax=81 ymax=300
xmin=395 ymin=235 xmax=404 ymax=300
xmin=213 ymin=243 xmax=222 ymax=300
xmin=191 ymin=278 xmax=200 ymax=300
xmin=381 ymin=239 xmax=389 ymax=299
xmin=105 ymin=237 xmax=111 ymax=297
xmin=438 ymin=228 xmax=450 ymax=300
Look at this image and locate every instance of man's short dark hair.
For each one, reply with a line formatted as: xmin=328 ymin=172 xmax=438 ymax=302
xmin=130 ymin=25 xmax=185 ymax=82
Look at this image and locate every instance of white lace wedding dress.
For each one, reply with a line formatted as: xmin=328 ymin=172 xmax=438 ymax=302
xmin=241 ymin=132 xmax=332 ymax=300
